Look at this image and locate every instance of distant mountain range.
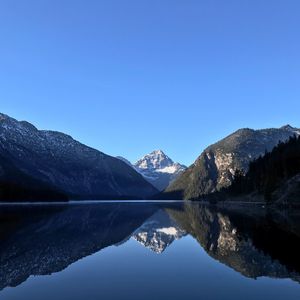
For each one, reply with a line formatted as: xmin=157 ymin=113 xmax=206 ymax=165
xmin=1 ymin=112 xmax=300 ymax=203
xmin=117 ymin=150 xmax=186 ymax=191
xmin=163 ymin=125 xmax=300 ymax=200
xmin=0 ymin=113 xmax=157 ymax=201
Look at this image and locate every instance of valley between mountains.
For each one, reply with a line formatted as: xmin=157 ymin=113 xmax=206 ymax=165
xmin=0 ymin=112 xmax=299 ymax=205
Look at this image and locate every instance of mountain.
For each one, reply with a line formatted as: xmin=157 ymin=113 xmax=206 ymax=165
xmin=0 ymin=150 xmax=67 ymax=201
xmin=0 ymin=120 xmax=67 ymax=201
xmin=223 ymin=135 xmax=300 ymax=204
xmin=164 ymin=125 xmax=300 ymax=200
xmin=132 ymin=150 xmax=186 ymax=191
xmin=0 ymin=113 xmax=158 ymax=200
xmin=132 ymin=209 xmax=186 ymax=253
xmin=116 ymin=156 xmax=133 ymax=167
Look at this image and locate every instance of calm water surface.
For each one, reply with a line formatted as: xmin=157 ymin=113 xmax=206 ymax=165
xmin=0 ymin=201 xmax=300 ymax=300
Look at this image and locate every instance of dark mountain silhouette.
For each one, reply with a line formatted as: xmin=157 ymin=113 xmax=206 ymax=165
xmin=222 ymin=135 xmax=300 ymax=204
xmin=0 ymin=113 xmax=157 ymax=200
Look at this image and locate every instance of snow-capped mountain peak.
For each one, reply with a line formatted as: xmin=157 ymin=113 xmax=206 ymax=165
xmin=135 ymin=150 xmax=174 ymax=170
xmin=116 ymin=150 xmax=187 ymax=191
xmin=133 ymin=150 xmax=187 ymax=191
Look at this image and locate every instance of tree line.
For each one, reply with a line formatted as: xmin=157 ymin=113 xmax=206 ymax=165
xmin=226 ymin=135 xmax=300 ymax=201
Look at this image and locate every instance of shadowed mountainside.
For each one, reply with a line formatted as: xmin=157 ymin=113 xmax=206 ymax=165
xmin=221 ymin=135 xmax=300 ymax=204
xmin=164 ymin=125 xmax=300 ymax=200
xmin=0 ymin=113 xmax=158 ymax=200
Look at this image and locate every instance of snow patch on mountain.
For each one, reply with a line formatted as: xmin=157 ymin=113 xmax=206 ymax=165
xmin=116 ymin=150 xmax=187 ymax=191
xmin=157 ymin=165 xmax=181 ymax=174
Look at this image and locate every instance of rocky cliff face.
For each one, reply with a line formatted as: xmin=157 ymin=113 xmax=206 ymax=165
xmin=165 ymin=126 xmax=300 ymax=199
xmin=0 ymin=113 xmax=157 ymax=199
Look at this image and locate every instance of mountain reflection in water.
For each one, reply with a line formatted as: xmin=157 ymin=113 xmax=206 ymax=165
xmin=0 ymin=202 xmax=300 ymax=299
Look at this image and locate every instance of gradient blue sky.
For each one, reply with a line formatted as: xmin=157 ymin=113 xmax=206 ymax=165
xmin=1 ymin=0 xmax=300 ymax=165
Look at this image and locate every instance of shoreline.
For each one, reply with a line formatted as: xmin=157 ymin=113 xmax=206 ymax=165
xmin=0 ymin=199 xmax=187 ymax=205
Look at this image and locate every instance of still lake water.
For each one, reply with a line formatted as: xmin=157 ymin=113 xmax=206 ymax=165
xmin=0 ymin=201 xmax=300 ymax=300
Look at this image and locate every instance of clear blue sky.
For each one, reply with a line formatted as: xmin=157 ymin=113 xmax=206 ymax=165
xmin=1 ymin=0 xmax=300 ymax=166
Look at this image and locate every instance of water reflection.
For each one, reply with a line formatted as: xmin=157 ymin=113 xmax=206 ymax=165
xmin=0 ymin=203 xmax=159 ymax=290
xmin=167 ymin=203 xmax=300 ymax=282
xmin=0 ymin=202 xmax=300 ymax=292
xmin=132 ymin=209 xmax=186 ymax=253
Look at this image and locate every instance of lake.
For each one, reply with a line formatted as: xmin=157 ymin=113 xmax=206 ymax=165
xmin=0 ymin=201 xmax=300 ymax=300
